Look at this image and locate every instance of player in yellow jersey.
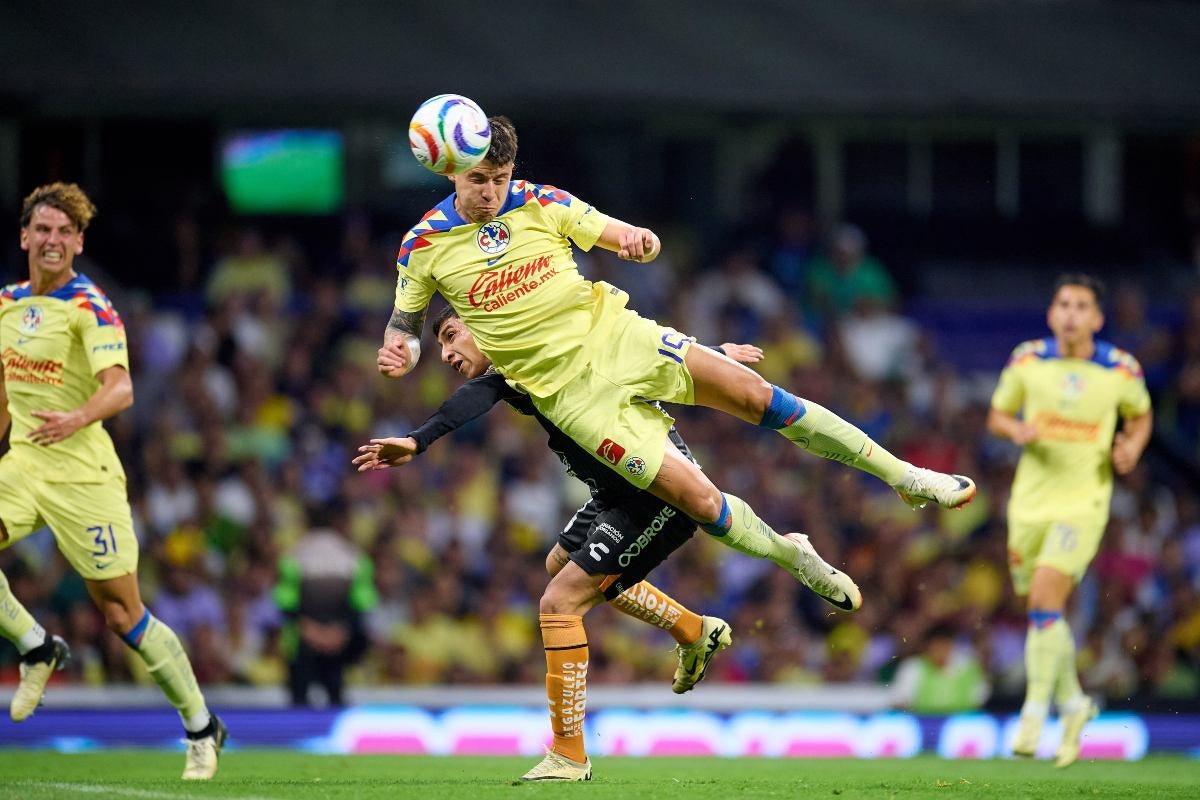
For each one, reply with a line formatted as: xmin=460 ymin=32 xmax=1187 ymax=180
xmin=378 ymin=116 xmax=975 ymax=781
xmin=988 ymin=274 xmax=1152 ymax=768
xmin=0 ymin=184 xmax=227 ymax=779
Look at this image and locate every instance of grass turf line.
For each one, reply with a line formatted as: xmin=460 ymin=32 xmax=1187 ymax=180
xmin=0 ymin=752 xmax=1198 ymax=799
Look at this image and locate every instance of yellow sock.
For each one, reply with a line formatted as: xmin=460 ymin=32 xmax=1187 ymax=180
xmin=1023 ymin=613 xmax=1069 ymax=718
xmin=1052 ymin=617 xmax=1085 ymax=711
xmin=540 ymin=613 xmax=588 ymax=763
xmin=778 ymin=399 xmax=908 ymax=485
xmin=125 ymin=612 xmax=208 ymax=728
xmin=713 ymin=494 xmax=796 ymax=567
xmin=610 ymin=580 xmax=703 ymax=645
xmin=0 ymin=570 xmax=45 ymax=654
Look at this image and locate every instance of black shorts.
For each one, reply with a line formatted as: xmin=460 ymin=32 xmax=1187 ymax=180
xmin=559 ymin=493 xmax=696 ymax=600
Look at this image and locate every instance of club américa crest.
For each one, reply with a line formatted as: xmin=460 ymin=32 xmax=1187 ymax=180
xmin=19 ymin=305 xmax=43 ymax=335
xmin=477 ymin=220 xmax=511 ymax=255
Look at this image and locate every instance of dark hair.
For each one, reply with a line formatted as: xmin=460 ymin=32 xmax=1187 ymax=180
xmin=431 ymin=304 xmax=459 ymax=338
xmin=1053 ymin=273 xmax=1106 ymax=307
xmin=484 ymin=115 xmax=518 ymax=167
xmin=21 ymin=182 xmax=97 ymax=231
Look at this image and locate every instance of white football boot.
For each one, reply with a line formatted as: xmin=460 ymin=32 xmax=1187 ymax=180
xmin=896 ymin=466 xmax=977 ymax=510
xmin=784 ymin=533 xmax=862 ymax=612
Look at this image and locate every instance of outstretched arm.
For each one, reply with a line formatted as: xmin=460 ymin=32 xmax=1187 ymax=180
xmin=714 ymin=342 xmax=763 ymax=364
xmin=378 ymin=306 xmax=426 ymax=378
xmin=353 ymin=372 xmax=512 ymax=471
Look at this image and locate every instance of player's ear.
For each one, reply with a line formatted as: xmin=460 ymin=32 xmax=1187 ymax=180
xmin=75 ymin=232 xmax=85 ymax=255
xmin=19 ymin=226 xmax=29 ymax=251
xmin=1093 ymin=309 xmax=1105 ymax=333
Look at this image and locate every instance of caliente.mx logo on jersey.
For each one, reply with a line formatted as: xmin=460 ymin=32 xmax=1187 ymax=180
xmin=19 ymin=305 xmax=43 ymax=335
xmin=477 ymin=220 xmax=511 ymax=256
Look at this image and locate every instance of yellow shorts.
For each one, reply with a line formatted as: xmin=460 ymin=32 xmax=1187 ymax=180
xmin=0 ymin=454 xmax=139 ymax=580
xmin=530 ymin=291 xmax=695 ymax=490
xmin=1007 ymin=514 xmax=1106 ymax=596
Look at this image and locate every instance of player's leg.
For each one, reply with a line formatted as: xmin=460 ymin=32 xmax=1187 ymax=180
xmin=46 ymin=479 xmax=225 ymax=779
xmin=559 ymin=500 xmax=732 ymax=693
xmin=549 ymin=504 xmax=709 ymax=652
xmin=0 ymin=557 xmax=70 ymax=721
xmin=683 ymin=344 xmax=975 ymax=509
xmin=1030 ymin=521 xmax=1104 ymax=768
xmin=1015 ymin=564 xmax=1074 ymax=757
xmin=650 ymin=443 xmax=861 ymax=611
xmin=529 ymin=342 xmax=857 ymax=608
xmin=84 ymin=572 xmax=227 ymax=778
xmin=522 ymin=562 xmax=602 ymax=782
xmin=0 ymin=473 xmax=71 ymax=722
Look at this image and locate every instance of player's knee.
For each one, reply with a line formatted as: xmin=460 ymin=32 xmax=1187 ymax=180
xmin=99 ymin=601 xmax=137 ymax=636
xmin=743 ymin=376 xmax=774 ymax=420
xmin=677 ymin=486 xmax=723 ymax=524
xmin=540 ymin=570 xmax=593 ymax=616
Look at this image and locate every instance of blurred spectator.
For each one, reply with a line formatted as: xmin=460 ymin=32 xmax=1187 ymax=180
xmin=805 ymin=223 xmax=897 ymax=325
xmin=274 ymin=503 xmax=377 ymax=706
xmin=205 ymin=228 xmax=291 ymax=309
xmin=890 ymin=623 xmax=990 ymax=714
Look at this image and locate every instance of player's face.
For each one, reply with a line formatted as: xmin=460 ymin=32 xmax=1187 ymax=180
xmin=449 ymin=160 xmax=513 ymax=224
xmin=1047 ymin=284 xmax=1104 ymax=346
xmin=437 ymin=317 xmax=490 ymax=378
xmin=20 ymin=205 xmax=83 ymax=279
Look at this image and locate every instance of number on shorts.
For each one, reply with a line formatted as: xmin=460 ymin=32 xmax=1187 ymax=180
xmin=89 ymin=524 xmax=117 ymax=558
xmin=588 ymin=542 xmax=610 ymax=562
xmin=1054 ymin=523 xmax=1077 ymax=553
xmin=660 ymin=333 xmax=688 ymax=350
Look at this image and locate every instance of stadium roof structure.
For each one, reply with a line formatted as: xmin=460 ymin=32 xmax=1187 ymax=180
xmin=2 ymin=0 xmax=1198 ymax=122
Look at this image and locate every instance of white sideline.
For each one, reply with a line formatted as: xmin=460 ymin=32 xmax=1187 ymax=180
xmin=14 ymin=782 xmax=282 ymax=800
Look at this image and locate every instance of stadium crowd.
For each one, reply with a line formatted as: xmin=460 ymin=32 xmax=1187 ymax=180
xmin=2 ymin=198 xmax=1199 ymax=712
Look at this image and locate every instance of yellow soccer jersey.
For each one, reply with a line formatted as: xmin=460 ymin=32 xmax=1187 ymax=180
xmin=991 ymin=337 xmax=1151 ymax=521
xmin=394 ymin=180 xmax=611 ymax=397
xmin=0 ymin=274 xmax=129 ymax=482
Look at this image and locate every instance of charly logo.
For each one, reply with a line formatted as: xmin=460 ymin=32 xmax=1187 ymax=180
xmin=477 ymin=220 xmax=511 ymax=255
xmin=19 ymin=305 xmax=43 ymax=335
xmin=624 ymin=456 xmax=647 ymax=476
xmin=596 ymin=438 xmax=626 ymax=466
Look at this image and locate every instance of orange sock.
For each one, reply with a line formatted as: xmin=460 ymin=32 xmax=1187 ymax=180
xmin=609 ymin=580 xmax=704 ymax=645
xmin=540 ymin=613 xmax=589 ymax=763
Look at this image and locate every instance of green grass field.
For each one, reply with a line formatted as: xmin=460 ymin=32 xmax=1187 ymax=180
xmin=1 ymin=752 xmax=1197 ymax=800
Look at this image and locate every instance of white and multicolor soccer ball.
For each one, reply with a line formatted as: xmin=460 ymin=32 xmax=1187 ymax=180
xmin=408 ymin=94 xmax=492 ymax=176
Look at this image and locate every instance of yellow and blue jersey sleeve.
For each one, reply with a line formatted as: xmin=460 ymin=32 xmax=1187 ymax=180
xmin=73 ymin=282 xmax=129 ymax=375
xmin=990 ymin=340 xmax=1046 ymax=415
xmin=1112 ymin=347 xmax=1152 ymax=419
xmin=541 ymin=186 xmax=607 ymax=250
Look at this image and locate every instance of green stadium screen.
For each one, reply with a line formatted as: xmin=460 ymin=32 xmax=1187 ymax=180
xmin=221 ymin=130 xmax=344 ymax=214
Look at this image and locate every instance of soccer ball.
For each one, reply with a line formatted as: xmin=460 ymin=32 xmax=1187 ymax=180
xmin=408 ymin=94 xmax=492 ymax=176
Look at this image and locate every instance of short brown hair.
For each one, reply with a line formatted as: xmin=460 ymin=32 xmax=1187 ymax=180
xmin=484 ymin=116 xmax=518 ymax=167
xmin=20 ymin=182 xmax=97 ymax=232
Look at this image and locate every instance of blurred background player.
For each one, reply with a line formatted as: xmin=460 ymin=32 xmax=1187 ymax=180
xmin=988 ymin=274 xmax=1152 ymax=767
xmin=359 ymin=305 xmax=860 ymax=780
xmin=0 ymin=184 xmax=227 ymax=780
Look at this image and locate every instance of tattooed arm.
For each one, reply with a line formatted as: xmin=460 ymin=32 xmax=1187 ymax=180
xmin=377 ymin=306 xmax=426 ymax=378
